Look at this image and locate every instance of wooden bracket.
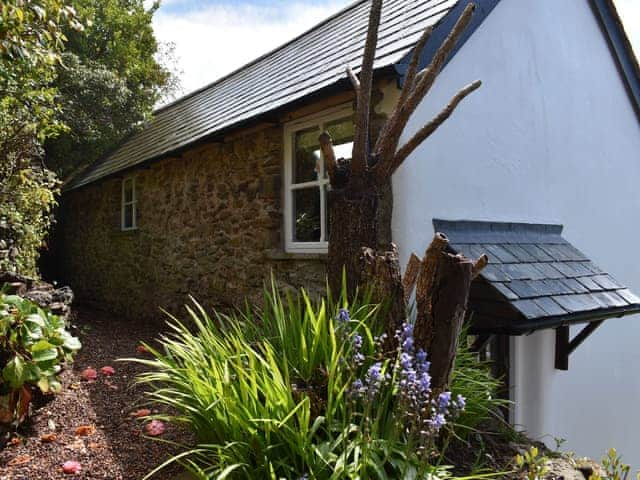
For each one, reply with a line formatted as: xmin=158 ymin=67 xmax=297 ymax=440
xmin=471 ymin=333 xmax=494 ymax=353
xmin=555 ymin=321 xmax=604 ymax=370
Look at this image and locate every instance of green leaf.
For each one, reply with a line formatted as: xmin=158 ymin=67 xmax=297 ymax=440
xmin=3 ymin=355 xmax=26 ymax=388
xmin=62 ymin=333 xmax=81 ymax=351
xmin=32 ymin=347 xmax=58 ymax=363
xmin=37 ymin=376 xmax=50 ymax=392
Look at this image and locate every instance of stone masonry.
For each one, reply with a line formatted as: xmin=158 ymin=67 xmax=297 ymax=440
xmin=55 ymin=125 xmax=326 ymax=321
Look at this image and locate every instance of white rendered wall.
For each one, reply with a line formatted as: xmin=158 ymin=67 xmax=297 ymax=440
xmin=392 ymin=0 xmax=640 ymax=466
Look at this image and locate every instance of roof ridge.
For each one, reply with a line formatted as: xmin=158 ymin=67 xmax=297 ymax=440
xmin=153 ymin=0 xmax=370 ymax=115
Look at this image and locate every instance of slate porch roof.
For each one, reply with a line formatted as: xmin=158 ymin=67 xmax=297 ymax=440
xmin=433 ymin=219 xmax=640 ymax=335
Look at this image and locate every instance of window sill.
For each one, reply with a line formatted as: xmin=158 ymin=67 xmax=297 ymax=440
xmin=266 ymin=250 xmax=327 ymax=261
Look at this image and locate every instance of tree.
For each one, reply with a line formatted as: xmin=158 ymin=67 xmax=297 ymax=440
xmin=0 ymin=0 xmax=82 ymax=275
xmin=322 ymin=0 xmax=487 ymax=389
xmin=45 ymin=0 xmax=179 ymax=178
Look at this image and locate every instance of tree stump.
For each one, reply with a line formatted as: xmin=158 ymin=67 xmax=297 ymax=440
xmin=360 ymin=244 xmax=406 ymax=352
xmin=414 ymin=233 xmax=449 ymax=351
xmin=426 ymin=252 xmax=473 ymax=390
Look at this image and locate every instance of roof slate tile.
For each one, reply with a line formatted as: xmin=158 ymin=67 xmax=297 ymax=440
xmin=436 ymin=219 xmax=640 ymax=333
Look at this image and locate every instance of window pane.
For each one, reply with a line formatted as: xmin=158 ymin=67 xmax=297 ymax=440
xmin=293 ymin=127 xmax=321 ymax=184
xmin=325 ymin=117 xmax=354 ymax=164
xmin=293 ymin=187 xmax=321 ymax=242
xmin=123 ymin=204 xmax=133 ymax=229
xmin=123 ymin=180 xmax=134 ymax=203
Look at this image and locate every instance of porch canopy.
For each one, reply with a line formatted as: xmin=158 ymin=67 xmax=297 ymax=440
xmin=434 ymin=219 xmax=640 ymax=368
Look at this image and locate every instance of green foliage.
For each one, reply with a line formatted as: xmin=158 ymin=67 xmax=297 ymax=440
xmin=0 ymin=291 xmax=80 ymax=425
xmin=515 ymin=447 xmax=549 ymax=480
xmin=46 ymin=0 xmax=179 ymax=177
xmin=0 ymin=0 xmax=82 ymax=276
xmin=588 ymin=448 xmax=634 ymax=480
xmin=131 ymin=285 xmax=504 ymax=479
xmin=449 ymin=330 xmax=506 ymax=438
xmin=0 ymin=162 xmax=59 ymax=276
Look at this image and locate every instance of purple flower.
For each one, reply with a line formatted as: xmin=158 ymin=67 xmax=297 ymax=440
xmin=418 ymin=372 xmax=431 ymax=393
xmin=353 ymin=334 xmax=363 ymax=350
xmin=402 ymin=336 xmax=414 ymax=353
xmin=363 ymin=362 xmax=385 ymax=399
xmin=367 ymin=362 xmax=382 ymax=382
xmin=416 ymin=349 xmax=427 ymax=365
xmin=337 ymin=308 xmax=350 ymax=323
xmin=456 ymin=394 xmax=466 ymax=410
xmin=353 ymin=352 xmax=365 ymax=366
xmin=437 ymin=391 xmax=452 ymax=412
xmin=428 ymin=413 xmax=446 ymax=430
xmin=400 ymin=352 xmax=412 ymax=370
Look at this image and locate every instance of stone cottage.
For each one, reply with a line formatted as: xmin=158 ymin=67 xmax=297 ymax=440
xmin=57 ymin=0 xmax=640 ymax=466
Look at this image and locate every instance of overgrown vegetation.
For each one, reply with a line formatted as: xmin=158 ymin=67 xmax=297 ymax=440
xmin=45 ymin=0 xmax=181 ymax=179
xmin=0 ymin=0 xmax=175 ymax=276
xmin=0 ymin=291 xmax=80 ymax=428
xmin=0 ymin=0 xmax=80 ymax=275
xmin=131 ymin=285 xmax=506 ymax=479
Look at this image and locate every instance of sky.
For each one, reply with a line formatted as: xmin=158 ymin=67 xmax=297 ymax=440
xmin=152 ymin=0 xmax=640 ymax=103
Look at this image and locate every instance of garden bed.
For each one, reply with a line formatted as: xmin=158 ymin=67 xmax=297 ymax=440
xmin=0 ymin=307 xmax=190 ymax=479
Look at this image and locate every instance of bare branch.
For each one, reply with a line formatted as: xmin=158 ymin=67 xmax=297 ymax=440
xmin=346 ymin=65 xmax=361 ymax=95
xmin=471 ymin=254 xmax=488 ymax=279
xmin=351 ymin=0 xmax=383 ymax=178
xmin=375 ymin=3 xmax=476 ymax=179
xmin=319 ymin=131 xmax=338 ymax=185
xmin=402 ymin=252 xmax=421 ymax=302
xmin=389 ymin=80 xmax=481 ymax=173
xmin=374 ymin=25 xmax=433 ymax=155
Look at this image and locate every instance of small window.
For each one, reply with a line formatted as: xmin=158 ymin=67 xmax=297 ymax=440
xmin=283 ymin=107 xmax=353 ymax=253
xmin=121 ymin=177 xmax=137 ymax=231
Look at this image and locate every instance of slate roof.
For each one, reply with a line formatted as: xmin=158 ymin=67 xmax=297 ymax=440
xmin=433 ymin=219 xmax=640 ymax=334
xmin=66 ymin=0 xmax=458 ymax=190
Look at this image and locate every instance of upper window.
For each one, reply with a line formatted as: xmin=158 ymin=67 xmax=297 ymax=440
xmin=121 ymin=177 xmax=137 ymax=231
xmin=283 ymin=107 xmax=353 ymax=253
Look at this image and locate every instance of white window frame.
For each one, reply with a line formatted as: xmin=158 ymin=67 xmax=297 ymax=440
xmin=121 ymin=176 xmax=137 ymax=231
xmin=283 ymin=105 xmax=352 ymax=253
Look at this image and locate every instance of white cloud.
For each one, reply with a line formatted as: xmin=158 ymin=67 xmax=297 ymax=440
xmin=615 ymin=0 xmax=640 ymax=57
xmin=155 ymin=0 xmax=639 ymax=106
xmin=153 ymin=1 xmax=350 ymax=103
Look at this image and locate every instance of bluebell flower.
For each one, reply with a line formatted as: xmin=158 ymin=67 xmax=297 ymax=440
xmin=353 ymin=352 xmax=365 ymax=366
xmin=337 ymin=308 xmax=350 ymax=323
xmin=364 ymin=362 xmax=385 ymax=399
xmin=437 ymin=391 xmax=452 ymax=412
xmin=428 ymin=413 xmax=446 ymax=430
xmin=402 ymin=336 xmax=414 ymax=353
xmin=353 ymin=333 xmax=363 ymax=350
xmin=400 ymin=352 xmax=412 ymax=370
xmin=456 ymin=394 xmax=466 ymax=410
xmin=416 ymin=349 xmax=427 ymax=365
xmin=418 ymin=372 xmax=431 ymax=393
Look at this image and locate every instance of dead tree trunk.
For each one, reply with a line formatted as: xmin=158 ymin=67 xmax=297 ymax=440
xmin=327 ymin=187 xmax=378 ymax=296
xmin=322 ymin=0 xmax=484 ymax=386
xmin=427 ymin=252 xmax=473 ymax=390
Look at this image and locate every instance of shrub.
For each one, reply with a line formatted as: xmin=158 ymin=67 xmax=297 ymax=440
xmin=0 ymin=291 xmax=81 ymax=426
xmin=132 ymin=286 xmax=503 ymax=479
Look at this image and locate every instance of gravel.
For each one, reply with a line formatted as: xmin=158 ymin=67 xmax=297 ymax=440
xmin=0 ymin=307 xmax=192 ymax=480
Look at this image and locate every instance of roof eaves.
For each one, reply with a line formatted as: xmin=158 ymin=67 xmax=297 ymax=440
xmin=591 ymin=0 xmax=640 ymax=121
xmin=395 ymin=0 xmax=500 ymax=85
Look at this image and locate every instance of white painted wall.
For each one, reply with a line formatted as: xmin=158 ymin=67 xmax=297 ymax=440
xmin=392 ymin=0 xmax=640 ymax=466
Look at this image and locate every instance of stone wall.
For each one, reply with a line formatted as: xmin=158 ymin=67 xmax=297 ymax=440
xmin=55 ymin=124 xmax=327 ymax=321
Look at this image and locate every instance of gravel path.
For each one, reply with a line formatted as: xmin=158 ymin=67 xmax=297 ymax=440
xmin=0 ymin=307 xmax=191 ymax=480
